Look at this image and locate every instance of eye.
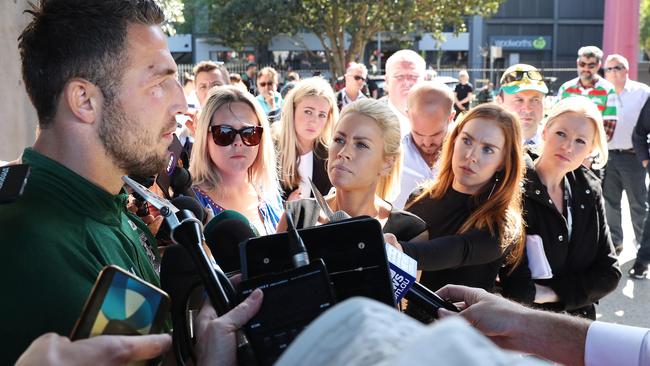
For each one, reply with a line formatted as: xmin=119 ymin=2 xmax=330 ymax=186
xmin=319 ymin=113 xmax=328 ymax=119
xmin=555 ymin=131 xmax=566 ymax=137
xmin=333 ymin=136 xmax=344 ymax=144
xmin=482 ymin=146 xmax=495 ymax=154
xmin=304 ymin=109 xmax=312 ymax=115
xmin=355 ymin=141 xmax=369 ymax=149
xmin=576 ymin=138 xmax=586 ymax=145
xmin=462 ymin=137 xmax=471 ymax=145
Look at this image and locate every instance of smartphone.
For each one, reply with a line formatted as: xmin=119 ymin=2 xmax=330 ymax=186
xmin=70 ymin=265 xmax=170 ymax=341
xmin=0 ymin=164 xmax=30 ymax=204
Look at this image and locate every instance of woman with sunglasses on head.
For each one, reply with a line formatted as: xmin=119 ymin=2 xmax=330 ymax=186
xmin=274 ymin=77 xmax=338 ymax=202
xmin=278 ymin=98 xmax=428 ymax=243
xmin=189 ymin=86 xmax=283 ymax=235
xmin=500 ymin=97 xmax=621 ymax=320
xmin=390 ymin=104 xmax=525 ymax=314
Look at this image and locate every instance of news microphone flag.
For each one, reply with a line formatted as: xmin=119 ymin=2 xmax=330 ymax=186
xmin=385 ymin=244 xmax=417 ymax=302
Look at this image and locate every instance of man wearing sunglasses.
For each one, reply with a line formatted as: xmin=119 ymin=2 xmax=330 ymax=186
xmin=336 ymin=62 xmax=368 ymax=111
xmin=557 ymin=46 xmax=618 ymax=141
xmin=497 ymin=64 xmax=548 ymax=150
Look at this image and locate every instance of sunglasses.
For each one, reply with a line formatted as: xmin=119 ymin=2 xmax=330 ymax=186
xmin=209 ymin=125 xmax=263 ymax=146
xmin=578 ymin=61 xmax=598 ymax=69
xmin=353 ymin=75 xmax=366 ymax=81
xmin=604 ymin=65 xmax=625 ymax=73
xmin=258 ymin=81 xmax=275 ymax=88
xmin=501 ymin=70 xmax=544 ymax=84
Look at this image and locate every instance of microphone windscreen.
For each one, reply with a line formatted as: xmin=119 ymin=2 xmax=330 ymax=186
xmin=170 ymin=167 xmax=193 ymax=197
xmin=170 ymin=196 xmax=205 ymax=223
xmin=204 ymin=210 xmax=258 ymax=273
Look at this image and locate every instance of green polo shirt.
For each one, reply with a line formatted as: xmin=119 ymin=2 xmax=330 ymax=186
xmin=0 ymin=148 xmax=161 ymax=364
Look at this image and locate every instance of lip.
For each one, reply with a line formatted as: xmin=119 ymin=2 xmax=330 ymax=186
xmin=555 ymin=153 xmax=570 ymax=162
xmin=230 ymin=154 xmax=247 ymax=159
xmin=330 ymin=164 xmax=352 ymax=174
xmin=459 ymin=165 xmax=476 ymax=174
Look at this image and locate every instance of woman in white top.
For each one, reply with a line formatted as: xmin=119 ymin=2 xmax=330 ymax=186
xmin=274 ymin=77 xmax=339 ymax=201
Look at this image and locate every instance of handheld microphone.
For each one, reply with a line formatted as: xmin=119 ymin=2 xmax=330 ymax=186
xmin=285 ymin=211 xmax=309 ymax=268
xmin=156 ymin=196 xmax=206 ymax=246
xmin=170 ymin=166 xmax=194 ymax=198
xmin=203 ymin=210 xmax=258 ymax=274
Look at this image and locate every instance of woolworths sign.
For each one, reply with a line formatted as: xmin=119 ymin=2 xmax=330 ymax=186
xmin=489 ymin=36 xmax=552 ymax=51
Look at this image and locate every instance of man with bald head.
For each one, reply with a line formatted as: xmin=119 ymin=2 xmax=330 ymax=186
xmin=392 ymin=81 xmax=455 ymax=209
xmin=383 ymin=49 xmax=426 ymax=138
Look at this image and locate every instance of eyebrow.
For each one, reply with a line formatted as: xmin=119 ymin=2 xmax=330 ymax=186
xmin=461 ymin=131 xmax=501 ymax=150
xmin=149 ymin=66 xmax=177 ymax=80
xmin=336 ymin=131 xmax=372 ymax=142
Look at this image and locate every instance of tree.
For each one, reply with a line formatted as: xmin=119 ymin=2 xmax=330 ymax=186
xmin=205 ymin=0 xmax=505 ymax=79
xmin=641 ymin=0 xmax=650 ymax=59
xmin=157 ymin=0 xmax=185 ymax=35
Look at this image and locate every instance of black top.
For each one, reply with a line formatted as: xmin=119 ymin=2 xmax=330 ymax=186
xmin=454 ymin=83 xmax=474 ymax=110
xmin=280 ymin=142 xmax=332 ymax=201
xmin=632 ymin=95 xmax=650 ymax=163
xmin=285 ymin=198 xmax=427 ymax=241
xmin=404 ymin=188 xmax=504 ymax=292
xmin=500 ymin=157 xmax=620 ymax=318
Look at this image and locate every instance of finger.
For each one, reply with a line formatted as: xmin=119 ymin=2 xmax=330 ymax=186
xmin=218 ymin=289 xmax=263 ymax=329
xmin=149 ymin=216 xmax=164 ymax=235
xmin=98 ymin=334 xmax=171 ymax=363
xmin=229 ymin=273 xmax=243 ymax=288
xmin=436 ymin=284 xmax=482 ymax=305
xmin=437 ymin=308 xmax=457 ymax=319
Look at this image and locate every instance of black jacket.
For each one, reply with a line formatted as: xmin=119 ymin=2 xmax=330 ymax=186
xmin=501 ymin=158 xmax=621 ymax=317
xmin=632 ymin=95 xmax=650 ymax=163
xmin=280 ymin=142 xmax=332 ymax=201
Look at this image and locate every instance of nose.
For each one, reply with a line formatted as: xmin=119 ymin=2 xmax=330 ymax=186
xmin=232 ymin=132 xmax=244 ymax=147
xmin=337 ymin=142 xmax=352 ymax=160
xmin=465 ymin=145 xmax=477 ymax=162
xmin=172 ymin=79 xmax=188 ymax=116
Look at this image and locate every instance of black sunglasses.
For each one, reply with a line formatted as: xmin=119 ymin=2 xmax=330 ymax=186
xmin=578 ymin=61 xmax=598 ymax=69
xmin=209 ymin=125 xmax=263 ymax=146
xmin=604 ymin=65 xmax=625 ymax=72
xmin=353 ymin=75 xmax=366 ymax=81
xmin=258 ymin=81 xmax=275 ymax=87
xmin=502 ymin=70 xmax=544 ymax=84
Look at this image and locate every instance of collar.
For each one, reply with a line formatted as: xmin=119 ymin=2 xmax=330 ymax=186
xmin=22 ymin=148 xmax=127 ymax=225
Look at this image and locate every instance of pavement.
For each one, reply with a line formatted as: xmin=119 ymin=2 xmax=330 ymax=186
xmin=595 ymin=193 xmax=650 ymax=328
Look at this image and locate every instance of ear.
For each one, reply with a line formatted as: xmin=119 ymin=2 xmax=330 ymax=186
xmin=63 ymin=78 xmax=101 ymax=125
xmin=447 ymin=110 xmax=456 ymax=123
xmin=380 ymin=155 xmax=396 ymax=176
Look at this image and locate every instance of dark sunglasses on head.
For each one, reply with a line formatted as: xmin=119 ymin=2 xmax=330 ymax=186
xmin=353 ymin=75 xmax=366 ymax=81
xmin=604 ymin=65 xmax=625 ymax=72
xmin=209 ymin=125 xmax=263 ymax=146
xmin=578 ymin=61 xmax=598 ymax=69
xmin=258 ymin=81 xmax=275 ymax=87
xmin=501 ymin=70 xmax=544 ymax=84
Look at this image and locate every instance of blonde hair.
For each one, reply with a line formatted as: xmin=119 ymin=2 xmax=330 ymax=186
xmin=189 ymin=86 xmax=280 ymax=199
xmin=257 ymin=67 xmax=278 ymax=84
xmin=544 ymin=96 xmax=608 ymax=169
xmin=410 ymin=103 xmax=525 ymax=268
xmin=275 ymin=77 xmax=339 ymax=191
xmin=338 ymin=99 xmax=402 ymax=201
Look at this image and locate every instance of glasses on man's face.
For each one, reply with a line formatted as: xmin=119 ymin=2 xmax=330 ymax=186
xmin=353 ymin=75 xmax=366 ymax=82
xmin=578 ymin=61 xmax=598 ymax=69
xmin=502 ymin=70 xmax=544 ymax=84
xmin=604 ymin=65 xmax=625 ymax=73
xmin=209 ymin=125 xmax=263 ymax=146
xmin=258 ymin=81 xmax=275 ymax=88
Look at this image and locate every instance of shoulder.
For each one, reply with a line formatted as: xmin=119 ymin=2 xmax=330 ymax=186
xmin=386 ymin=208 xmax=428 ymax=241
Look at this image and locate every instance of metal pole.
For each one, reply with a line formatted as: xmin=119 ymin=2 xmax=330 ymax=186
xmin=377 ymin=32 xmax=382 ymax=73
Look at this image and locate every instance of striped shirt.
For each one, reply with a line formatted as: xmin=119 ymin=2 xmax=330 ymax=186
xmin=558 ymin=77 xmax=618 ymax=120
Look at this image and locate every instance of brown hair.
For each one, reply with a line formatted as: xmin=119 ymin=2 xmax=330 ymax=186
xmin=410 ymin=103 xmax=525 ymax=267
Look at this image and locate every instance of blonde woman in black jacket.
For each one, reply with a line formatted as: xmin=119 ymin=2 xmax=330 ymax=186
xmin=501 ymin=96 xmax=621 ymax=319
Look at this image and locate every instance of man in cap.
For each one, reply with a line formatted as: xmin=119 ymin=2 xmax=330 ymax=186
xmin=497 ymin=64 xmax=548 ymax=150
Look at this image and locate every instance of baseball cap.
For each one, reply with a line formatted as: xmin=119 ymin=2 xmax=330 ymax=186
xmin=499 ymin=64 xmax=548 ymax=95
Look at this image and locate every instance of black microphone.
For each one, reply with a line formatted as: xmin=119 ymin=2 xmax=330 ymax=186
xmin=170 ymin=166 xmax=193 ymax=198
xmin=285 ymin=210 xmax=309 ymax=268
xmin=157 ymin=196 xmax=206 ymax=245
xmin=203 ymin=210 xmax=258 ymax=274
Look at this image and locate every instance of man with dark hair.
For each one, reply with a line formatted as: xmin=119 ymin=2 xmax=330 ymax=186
xmin=193 ymin=60 xmax=230 ymax=108
xmin=241 ymin=61 xmax=258 ymax=94
xmin=0 ymin=0 xmax=186 ymax=362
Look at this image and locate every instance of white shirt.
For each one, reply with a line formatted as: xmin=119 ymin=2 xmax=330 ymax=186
xmin=609 ymin=79 xmax=650 ymax=150
xmin=585 ymin=321 xmax=650 ymax=366
xmin=340 ymin=88 xmax=366 ymax=108
xmin=387 ymin=99 xmax=411 ymax=139
xmin=297 ymin=150 xmax=314 ymax=198
xmin=392 ymin=134 xmax=439 ymax=209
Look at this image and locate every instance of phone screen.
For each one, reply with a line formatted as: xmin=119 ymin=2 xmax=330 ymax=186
xmin=0 ymin=164 xmax=30 ymax=204
xmin=71 ymin=265 xmax=170 ymax=340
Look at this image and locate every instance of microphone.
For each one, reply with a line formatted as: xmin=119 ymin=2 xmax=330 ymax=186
xmin=156 ymin=196 xmax=206 ymax=246
xmin=286 ymin=210 xmax=309 ymax=268
xmin=203 ymin=210 xmax=258 ymax=274
xmin=170 ymin=166 xmax=194 ymax=198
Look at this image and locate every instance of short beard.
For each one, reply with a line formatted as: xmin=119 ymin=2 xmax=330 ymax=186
xmin=98 ymin=97 xmax=169 ymax=178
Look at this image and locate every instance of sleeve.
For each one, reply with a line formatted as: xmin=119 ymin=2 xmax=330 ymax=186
xmin=545 ymin=193 xmax=622 ymax=310
xmin=499 ymin=254 xmax=536 ymax=304
xmin=401 ymin=229 xmax=502 ymax=271
xmin=632 ymin=96 xmax=650 ymax=163
xmin=585 ymin=321 xmax=650 ymax=366
xmin=603 ymin=87 xmax=618 ymax=121
xmin=557 ymin=81 xmax=567 ymax=99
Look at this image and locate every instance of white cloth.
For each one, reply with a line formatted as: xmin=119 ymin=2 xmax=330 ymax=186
xmin=392 ymin=134 xmax=439 ymax=209
xmin=340 ymin=88 xmax=366 ymax=108
xmin=525 ymin=234 xmax=553 ymax=279
xmin=585 ymin=321 xmax=650 ymax=366
xmin=387 ymin=99 xmax=411 ymax=139
xmin=276 ymin=297 xmax=548 ymax=366
xmin=297 ymin=150 xmax=314 ymax=198
xmin=609 ymin=79 xmax=650 ymax=150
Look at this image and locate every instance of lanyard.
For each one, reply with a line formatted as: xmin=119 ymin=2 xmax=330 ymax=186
xmin=563 ymin=177 xmax=573 ymax=241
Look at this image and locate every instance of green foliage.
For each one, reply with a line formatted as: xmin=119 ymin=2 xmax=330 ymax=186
xmin=157 ymin=0 xmax=185 ymax=35
xmin=642 ymin=0 xmax=650 ymax=57
xmin=201 ymin=0 xmax=505 ymax=77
